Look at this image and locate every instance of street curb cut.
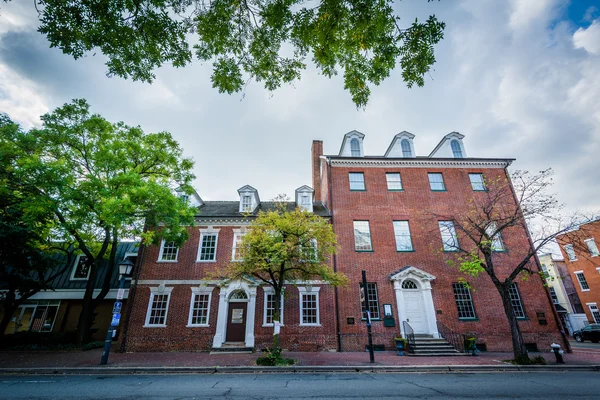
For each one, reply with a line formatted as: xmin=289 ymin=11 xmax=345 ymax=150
xmin=0 ymin=364 xmax=598 ymax=375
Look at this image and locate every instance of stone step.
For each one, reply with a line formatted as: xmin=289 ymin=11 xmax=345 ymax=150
xmin=413 ymin=345 xmax=457 ymax=350
xmin=409 ymin=352 xmax=470 ymax=357
xmin=211 ymin=342 xmax=254 ymax=354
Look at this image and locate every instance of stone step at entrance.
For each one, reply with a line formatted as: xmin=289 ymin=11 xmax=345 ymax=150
xmin=210 ymin=342 xmax=254 ymax=354
xmin=408 ymin=335 xmax=468 ymax=357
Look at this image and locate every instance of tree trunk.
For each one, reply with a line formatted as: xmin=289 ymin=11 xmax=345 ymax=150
xmin=497 ymin=283 xmax=529 ymax=362
xmin=0 ymin=293 xmax=18 ymax=341
xmin=273 ymin=288 xmax=282 ymax=352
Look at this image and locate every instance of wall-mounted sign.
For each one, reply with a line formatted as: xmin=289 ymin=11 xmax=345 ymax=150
xmin=383 ymin=304 xmax=393 ymax=317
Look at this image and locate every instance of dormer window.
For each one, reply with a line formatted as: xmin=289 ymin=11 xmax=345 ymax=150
xmin=350 ymin=138 xmax=360 ymax=157
xmin=384 ymin=131 xmax=415 ymax=158
xmin=295 ymin=185 xmax=314 ymax=212
xmin=451 ymin=140 xmax=463 ymax=158
xmin=401 ymin=139 xmax=412 ymax=157
xmin=241 ymin=195 xmax=252 ymax=212
xmin=237 ymin=185 xmax=260 ymax=213
xmin=300 ymin=194 xmax=310 ymax=207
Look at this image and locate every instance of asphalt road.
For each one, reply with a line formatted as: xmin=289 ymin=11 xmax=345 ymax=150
xmin=1 ymin=372 xmax=599 ymax=400
xmin=570 ymin=340 xmax=600 ymax=350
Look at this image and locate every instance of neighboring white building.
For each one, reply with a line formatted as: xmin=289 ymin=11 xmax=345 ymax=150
xmin=539 ymin=253 xmax=588 ymax=335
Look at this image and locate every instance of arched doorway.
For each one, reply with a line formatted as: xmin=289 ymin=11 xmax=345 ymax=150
xmin=401 ymin=279 xmax=429 ymax=333
xmin=226 ymin=290 xmax=248 ymax=342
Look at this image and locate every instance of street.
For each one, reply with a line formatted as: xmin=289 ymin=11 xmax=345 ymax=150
xmin=1 ymin=372 xmax=599 ymax=399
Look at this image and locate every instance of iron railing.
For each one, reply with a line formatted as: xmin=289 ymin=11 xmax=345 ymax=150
xmin=402 ymin=321 xmax=415 ymax=353
xmin=437 ymin=321 xmax=477 ymax=353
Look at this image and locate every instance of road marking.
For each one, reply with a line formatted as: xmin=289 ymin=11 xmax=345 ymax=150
xmin=1 ymin=381 xmax=56 ymax=383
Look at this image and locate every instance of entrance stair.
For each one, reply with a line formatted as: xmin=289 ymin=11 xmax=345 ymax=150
xmin=210 ymin=342 xmax=254 ymax=354
xmin=408 ymin=334 xmax=467 ymax=356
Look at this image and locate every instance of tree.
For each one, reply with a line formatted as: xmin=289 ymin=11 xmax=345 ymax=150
xmin=0 ymin=114 xmax=74 ymax=338
xmin=21 ymin=0 xmax=445 ymax=108
xmin=434 ymin=169 xmax=588 ymax=363
xmin=22 ymin=99 xmax=197 ymax=344
xmin=219 ymin=199 xmax=347 ymax=352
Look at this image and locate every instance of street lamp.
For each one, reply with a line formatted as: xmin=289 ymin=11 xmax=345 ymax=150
xmin=100 ymin=258 xmax=134 ymax=365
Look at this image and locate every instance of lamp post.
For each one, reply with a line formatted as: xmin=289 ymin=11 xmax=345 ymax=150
xmin=100 ymin=258 xmax=134 ymax=365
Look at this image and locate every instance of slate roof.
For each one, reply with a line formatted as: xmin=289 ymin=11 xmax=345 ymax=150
xmin=195 ymin=201 xmax=330 ymax=219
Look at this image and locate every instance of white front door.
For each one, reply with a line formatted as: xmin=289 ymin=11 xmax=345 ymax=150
xmin=402 ymin=290 xmax=428 ymax=334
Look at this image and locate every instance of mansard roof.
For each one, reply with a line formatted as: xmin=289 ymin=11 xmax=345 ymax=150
xmin=196 ymin=201 xmax=330 ymax=219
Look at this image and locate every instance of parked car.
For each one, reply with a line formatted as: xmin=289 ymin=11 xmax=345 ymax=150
xmin=573 ymin=324 xmax=600 ymax=343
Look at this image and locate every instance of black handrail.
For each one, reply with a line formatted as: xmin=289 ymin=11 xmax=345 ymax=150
xmin=402 ymin=321 xmax=415 ymax=353
xmin=437 ymin=321 xmax=476 ymax=353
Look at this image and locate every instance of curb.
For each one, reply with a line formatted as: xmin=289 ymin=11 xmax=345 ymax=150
xmin=0 ymin=364 xmax=598 ymax=375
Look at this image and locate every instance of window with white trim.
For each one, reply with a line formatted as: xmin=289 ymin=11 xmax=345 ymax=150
xmin=350 ymin=138 xmax=360 ymax=157
xmin=469 ymin=173 xmax=486 ymax=191
xmin=263 ymin=289 xmax=284 ymax=326
xmin=300 ymin=194 xmax=311 ymax=208
xmin=509 ymin=283 xmax=526 ymax=318
xmin=428 ymin=173 xmax=446 ymax=191
xmin=451 ymin=140 xmax=463 ymax=158
xmin=70 ymin=255 xmax=90 ymax=280
xmin=232 ymin=231 xmax=246 ymax=261
xmin=564 ymin=244 xmax=576 ymax=261
xmin=30 ymin=300 xmax=61 ymax=332
xmin=401 ymin=139 xmax=412 ymax=157
xmin=393 ymin=221 xmax=413 ymax=251
xmin=197 ymin=231 xmax=219 ymax=262
xmin=158 ymin=241 xmax=178 ymax=262
xmin=588 ymin=303 xmax=600 ymax=323
xmin=452 ymin=283 xmax=476 ymax=319
xmin=360 ymin=282 xmax=380 ymax=320
xmin=187 ymin=288 xmax=212 ymax=326
xmin=144 ymin=287 xmax=173 ymax=327
xmin=241 ymin=195 xmax=252 ymax=212
xmin=439 ymin=221 xmax=459 ymax=251
xmin=299 ymin=287 xmax=320 ymax=325
xmin=386 ymin=173 xmax=403 ymax=191
xmin=549 ymin=287 xmax=559 ymax=304
xmin=575 ymin=272 xmax=589 ymax=291
xmin=585 ymin=238 xmax=599 ymax=257
xmin=353 ymin=221 xmax=372 ymax=251
xmin=486 ymin=222 xmax=505 ymax=252
xmin=349 ymin=172 xmax=365 ymax=191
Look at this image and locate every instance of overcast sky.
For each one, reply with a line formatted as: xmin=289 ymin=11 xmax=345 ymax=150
xmin=1 ymin=0 xmax=598 ymax=215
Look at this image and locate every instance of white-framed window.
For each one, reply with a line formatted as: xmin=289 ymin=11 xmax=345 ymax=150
xmin=549 ymin=287 xmax=559 ymax=304
xmin=508 ymin=283 xmax=526 ymax=319
xmin=70 ymin=254 xmax=91 ymax=280
xmin=232 ymin=229 xmax=246 ymax=261
xmin=588 ymin=303 xmax=600 ymax=323
xmin=401 ymin=139 xmax=412 ymax=157
xmin=469 ymin=173 xmax=486 ymax=191
xmin=300 ymin=194 xmax=311 ymax=208
xmin=585 ymin=238 xmax=599 ymax=257
xmin=187 ymin=287 xmax=213 ymax=327
xmin=386 ymin=172 xmax=403 ymax=191
xmin=451 ymin=140 xmax=463 ymax=158
xmin=349 ymin=172 xmax=365 ymax=191
xmin=299 ymin=287 xmax=320 ymax=326
xmin=29 ymin=300 xmax=61 ymax=332
xmin=439 ymin=221 xmax=459 ymax=251
xmin=263 ymin=287 xmax=284 ymax=326
xmin=197 ymin=229 xmax=220 ymax=262
xmin=428 ymin=173 xmax=446 ymax=191
xmin=241 ymin=195 xmax=252 ymax=212
xmin=350 ymin=138 xmax=360 ymax=157
xmin=452 ymin=283 xmax=477 ymax=319
xmin=564 ymin=244 xmax=577 ymax=261
xmin=144 ymin=287 xmax=173 ymax=327
xmin=158 ymin=240 xmax=178 ymax=262
xmin=353 ymin=220 xmax=372 ymax=251
xmin=393 ymin=221 xmax=413 ymax=251
xmin=360 ymin=282 xmax=380 ymax=320
xmin=575 ymin=271 xmax=590 ymax=291
xmin=485 ymin=222 xmax=505 ymax=252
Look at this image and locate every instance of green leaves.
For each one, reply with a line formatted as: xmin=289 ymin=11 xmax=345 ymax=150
xmin=33 ymin=1 xmax=445 ymax=108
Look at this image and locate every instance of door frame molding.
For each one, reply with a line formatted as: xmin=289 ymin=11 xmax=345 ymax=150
xmin=212 ymin=279 xmax=257 ymax=348
xmin=390 ymin=266 xmax=438 ymax=338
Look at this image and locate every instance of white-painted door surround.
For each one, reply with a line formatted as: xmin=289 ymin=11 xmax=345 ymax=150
xmin=212 ymin=279 xmax=258 ymax=348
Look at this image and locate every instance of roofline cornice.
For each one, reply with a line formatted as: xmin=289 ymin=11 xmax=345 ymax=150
xmin=326 ymin=157 xmax=514 ymax=168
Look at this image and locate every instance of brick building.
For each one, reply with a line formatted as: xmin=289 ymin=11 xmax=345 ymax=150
xmin=557 ymin=219 xmax=600 ymax=324
xmin=122 ymin=131 xmax=563 ymax=353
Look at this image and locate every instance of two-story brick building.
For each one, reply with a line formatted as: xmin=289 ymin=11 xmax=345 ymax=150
xmin=122 ymin=131 xmax=564 ymax=353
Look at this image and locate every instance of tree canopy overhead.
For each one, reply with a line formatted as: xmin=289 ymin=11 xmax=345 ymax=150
xmin=29 ymin=0 xmax=445 ymax=108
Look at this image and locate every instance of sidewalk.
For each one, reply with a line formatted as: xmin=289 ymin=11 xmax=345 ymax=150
xmin=1 ymin=346 xmax=599 ymax=373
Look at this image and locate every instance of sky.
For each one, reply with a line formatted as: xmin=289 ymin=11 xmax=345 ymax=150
xmin=0 ymin=0 xmax=599 ymax=216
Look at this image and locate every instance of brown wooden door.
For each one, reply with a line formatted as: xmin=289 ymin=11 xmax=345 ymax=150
xmin=226 ymin=303 xmax=247 ymax=342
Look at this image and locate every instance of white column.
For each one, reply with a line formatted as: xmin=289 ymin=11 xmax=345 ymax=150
xmin=393 ymin=281 xmax=406 ymax=337
xmin=212 ymin=291 xmax=228 ymax=348
xmin=422 ymin=282 xmax=439 ymax=338
xmin=245 ymin=289 xmax=257 ymax=347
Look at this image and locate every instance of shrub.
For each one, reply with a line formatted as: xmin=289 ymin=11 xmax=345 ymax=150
xmin=256 ymin=348 xmax=295 ymax=366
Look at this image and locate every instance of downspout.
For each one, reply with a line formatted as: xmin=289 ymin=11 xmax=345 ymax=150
xmin=326 ymin=156 xmax=343 ymax=352
xmin=503 ymin=165 xmax=571 ymax=353
xmin=119 ymin=240 xmax=146 ymax=353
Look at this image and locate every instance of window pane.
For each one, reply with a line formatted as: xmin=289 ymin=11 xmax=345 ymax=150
xmin=191 ymin=293 xmax=210 ymax=325
xmin=508 ymin=283 xmax=525 ymax=318
xmin=350 ymin=138 xmax=360 ymax=157
xmin=469 ymin=173 xmax=486 ymax=191
xmin=241 ymin=195 xmax=252 ymax=212
xmin=393 ymin=221 xmax=413 ymax=251
xmin=160 ymin=242 xmax=178 ymax=261
xmin=353 ymin=221 xmax=372 ymax=251
xmin=564 ymin=244 xmax=576 ymax=261
xmin=428 ymin=173 xmax=446 ymax=191
xmin=148 ymin=294 xmax=169 ymax=325
xmin=485 ymin=223 xmax=505 ymax=251
xmin=349 ymin=173 xmax=365 ymax=190
xmin=386 ymin=173 xmax=403 ymax=190
xmin=360 ymin=283 xmax=380 ymax=319
xmin=452 ymin=283 xmax=476 ymax=319
xmin=576 ymin=272 xmax=589 ymax=290
xmin=439 ymin=221 xmax=459 ymax=251
xmin=72 ymin=256 xmax=90 ymax=279
xmin=590 ymin=304 xmax=600 ymax=324
xmin=301 ymin=293 xmax=318 ymax=324
xmin=199 ymin=234 xmax=217 ymax=261
xmin=585 ymin=239 xmax=599 ymax=257
xmin=232 ymin=234 xmax=245 ymax=261
xmin=451 ymin=140 xmax=463 ymax=158
xmin=401 ymin=139 xmax=412 ymax=157
xmin=549 ymin=287 xmax=559 ymax=304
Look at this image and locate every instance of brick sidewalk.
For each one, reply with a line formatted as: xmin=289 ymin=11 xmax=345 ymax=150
xmin=1 ymin=348 xmax=599 ymax=368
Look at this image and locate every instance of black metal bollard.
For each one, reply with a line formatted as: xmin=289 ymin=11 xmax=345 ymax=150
xmin=550 ymin=343 xmax=565 ymax=364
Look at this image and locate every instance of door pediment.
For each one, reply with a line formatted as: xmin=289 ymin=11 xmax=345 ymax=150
xmin=390 ymin=266 xmax=436 ymax=282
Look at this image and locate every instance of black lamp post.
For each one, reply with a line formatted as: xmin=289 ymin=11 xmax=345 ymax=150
xmin=100 ymin=258 xmax=134 ymax=365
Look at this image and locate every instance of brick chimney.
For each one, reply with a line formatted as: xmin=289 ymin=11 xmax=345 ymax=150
xmin=312 ymin=140 xmax=323 ymax=202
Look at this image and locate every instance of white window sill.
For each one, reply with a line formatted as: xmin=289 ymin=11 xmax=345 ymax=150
xmin=581 ymin=289 xmax=590 ymax=292
xmin=299 ymin=323 xmax=321 ymax=327
xmin=70 ymin=278 xmax=89 ymax=281
xmin=196 ymin=260 xmax=216 ymax=263
xmin=262 ymin=324 xmax=285 ymax=327
xmin=186 ymin=324 xmax=209 ymax=328
xmin=143 ymin=324 xmax=167 ymax=328
xmin=156 ymin=260 xmax=178 ymax=263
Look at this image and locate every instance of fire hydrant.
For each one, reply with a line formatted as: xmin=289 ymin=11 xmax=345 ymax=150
xmin=550 ymin=343 xmax=565 ymax=364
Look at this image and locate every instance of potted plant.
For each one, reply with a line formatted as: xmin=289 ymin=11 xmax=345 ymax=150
xmin=393 ymin=337 xmax=406 ymax=356
xmin=463 ymin=335 xmax=477 ymax=356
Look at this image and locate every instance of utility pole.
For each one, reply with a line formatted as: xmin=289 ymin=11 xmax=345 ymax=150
xmin=362 ymin=270 xmax=374 ymax=363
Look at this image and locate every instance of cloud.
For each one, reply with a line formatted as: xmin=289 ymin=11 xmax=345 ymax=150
xmin=0 ymin=63 xmax=48 ymax=128
xmin=573 ymin=18 xmax=600 ymax=54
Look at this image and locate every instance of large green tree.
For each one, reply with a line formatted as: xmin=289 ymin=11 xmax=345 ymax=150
xmin=14 ymin=0 xmax=445 ymax=108
xmin=24 ymin=100 xmax=197 ymax=344
xmin=220 ymin=200 xmax=347 ymax=352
